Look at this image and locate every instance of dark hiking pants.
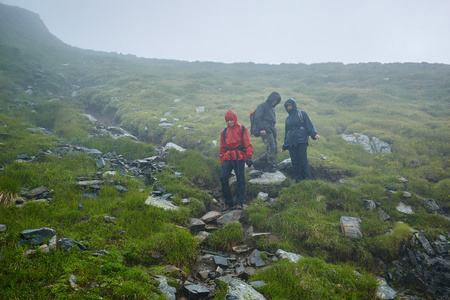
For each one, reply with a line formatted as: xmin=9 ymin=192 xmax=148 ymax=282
xmin=288 ymin=143 xmax=312 ymax=183
xmin=220 ymin=160 xmax=245 ymax=206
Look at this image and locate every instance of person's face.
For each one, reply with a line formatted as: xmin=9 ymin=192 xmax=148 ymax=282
xmin=272 ymin=99 xmax=278 ymax=106
xmin=285 ymin=104 xmax=292 ymax=111
xmin=226 ymin=119 xmax=235 ymax=127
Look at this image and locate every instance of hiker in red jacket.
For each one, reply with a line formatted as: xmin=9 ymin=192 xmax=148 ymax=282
xmin=220 ymin=110 xmax=253 ymax=211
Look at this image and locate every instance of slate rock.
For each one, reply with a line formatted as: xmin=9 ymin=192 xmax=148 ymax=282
xmin=20 ymin=227 xmax=55 ymax=240
xmin=213 ymin=255 xmax=228 ymax=267
xmin=183 ymin=283 xmax=210 ymax=299
xmin=0 ymin=224 xmax=7 ymax=233
xmin=189 ymin=218 xmax=206 ymax=233
xmin=248 ymin=249 xmax=265 ymax=267
xmin=156 ymin=276 xmax=176 ymax=300
xmin=415 ymin=232 xmax=436 ymax=256
xmin=216 ymin=210 xmax=243 ymax=227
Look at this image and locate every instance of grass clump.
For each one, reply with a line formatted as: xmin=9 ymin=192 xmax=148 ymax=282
xmin=209 ymin=222 xmax=244 ymax=251
xmin=251 ymin=258 xmax=378 ymax=300
xmin=367 ymin=222 xmax=412 ymax=262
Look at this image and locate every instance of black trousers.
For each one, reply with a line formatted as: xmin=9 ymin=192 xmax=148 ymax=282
xmin=288 ymin=143 xmax=312 ymax=183
xmin=220 ymin=160 xmax=245 ymax=206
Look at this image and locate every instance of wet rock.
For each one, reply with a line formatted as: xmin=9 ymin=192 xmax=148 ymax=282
xmin=96 ymin=157 xmax=106 ymax=169
xmin=195 ymin=231 xmax=211 ymax=244
xmin=248 ymin=249 xmax=265 ymax=267
xmin=226 ymin=279 xmax=266 ymax=300
xmin=216 ymin=210 xmax=243 ymax=227
xmin=0 ymin=224 xmax=7 ymax=233
xmin=20 ymin=227 xmax=55 ymax=240
xmin=156 ymin=276 xmax=177 ymax=300
xmin=27 ymin=186 xmax=49 ymax=199
xmin=58 ymin=238 xmax=73 ymax=252
xmin=340 ymin=216 xmax=362 ymax=238
xmin=189 ymin=218 xmax=206 ymax=233
xmin=183 ymin=283 xmax=210 ymax=299
xmin=213 ymin=255 xmax=228 ymax=268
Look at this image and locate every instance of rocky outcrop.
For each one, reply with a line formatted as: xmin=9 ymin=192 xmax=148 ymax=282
xmin=341 ymin=133 xmax=391 ymax=154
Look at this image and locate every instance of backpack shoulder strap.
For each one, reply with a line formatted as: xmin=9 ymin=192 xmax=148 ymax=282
xmin=223 ymin=127 xmax=227 ymax=142
xmin=297 ymin=110 xmax=305 ymax=123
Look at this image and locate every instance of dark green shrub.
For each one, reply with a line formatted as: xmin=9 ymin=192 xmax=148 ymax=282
xmin=209 ymin=222 xmax=243 ymax=251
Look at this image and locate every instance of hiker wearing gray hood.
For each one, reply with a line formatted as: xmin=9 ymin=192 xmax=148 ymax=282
xmin=253 ymin=91 xmax=281 ymax=173
xmin=281 ymin=98 xmax=319 ymax=183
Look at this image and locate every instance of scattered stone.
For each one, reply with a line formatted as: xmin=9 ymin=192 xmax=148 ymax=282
xmin=189 ymin=218 xmax=206 ymax=233
xmin=0 ymin=224 xmax=7 ymax=233
xmin=20 ymin=228 xmax=55 ymax=240
xmin=183 ymin=283 xmax=210 ymax=299
xmin=396 ymin=202 xmax=413 ymax=214
xmin=376 ymin=278 xmax=397 ymax=299
xmin=226 ymin=279 xmax=266 ymax=300
xmin=145 ymin=195 xmax=179 ymax=211
xmin=257 ymin=192 xmax=269 ymax=202
xmin=276 ymin=249 xmax=303 ymax=263
xmin=195 ymin=231 xmax=210 ymax=244
xmin=156 ymin=276 xmax=177 ymax=300
xmin=216 ymin=210 xmax=243 ymax=227
xmin=248 ymin=171 xmax=286 ymax=185
xmin=104 ymin=216 xmax=117 ymax=223
xmin=164 ymin=142 xmax=186 ymax=152
xmin=233 ymin=244 xmax=251 ymax=253
xmin=27 ymin=186 xmax=49 ymax=198
xmin=423 ymin=198 xmax=439 ymax=213
xmin=340 ymin=216 xmax=362 ymax=239
xmin=200 ymin=211 xmax=222 ymax=223
xmin=214 ymin=255 xmax=228 ymax=268
xmin=363 ymin=199 xmax=377 ymax=212
xmin=378 ymin=208 xmax=391 ymax=221
xmin=248 ymin=249 xmax=265 ymax=267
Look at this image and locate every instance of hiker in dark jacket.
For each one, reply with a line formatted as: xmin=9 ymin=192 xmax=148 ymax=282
xmin=252 ymin=91 xmax=281 ymax=173
xmin=220 ymin=110 xmax=253 ymax=210
xmin=281 ymin=98 xmax=319 ymax=183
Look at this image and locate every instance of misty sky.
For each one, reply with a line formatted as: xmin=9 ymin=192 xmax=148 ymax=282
xmin=2 ymin=0 xmax=450 ymax=65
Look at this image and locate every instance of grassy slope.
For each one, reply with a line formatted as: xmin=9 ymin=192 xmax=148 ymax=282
xmin=0 ymin=3 xmax=449 ymax=299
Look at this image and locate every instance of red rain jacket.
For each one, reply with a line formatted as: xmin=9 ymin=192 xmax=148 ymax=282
xmin=220 ymin=110 xmax=253 ymax=164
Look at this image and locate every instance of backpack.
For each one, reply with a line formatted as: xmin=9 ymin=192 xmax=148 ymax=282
xmin=297 ymin=110 xmax=305 ymax=124
xmin=249 ymin=110 xmax=260 ymax=137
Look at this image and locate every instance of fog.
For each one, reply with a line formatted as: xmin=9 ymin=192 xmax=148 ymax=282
xmin=1 ymin=0 xmax=450 ymax=64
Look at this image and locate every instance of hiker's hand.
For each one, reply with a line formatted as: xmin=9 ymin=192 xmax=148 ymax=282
xmin=260 ymin=130 xmax=266 ymax=136
xmin=314 ymin=134 xmax=320 ymax=139
xmin=246 ymin=158 xmax=253 ymax=167
xmin=281 ymin=149 xmax=285 ymax=153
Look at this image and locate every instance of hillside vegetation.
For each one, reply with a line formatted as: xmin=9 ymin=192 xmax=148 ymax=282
xmin=0 ymin=3 xmax=449 ymax=299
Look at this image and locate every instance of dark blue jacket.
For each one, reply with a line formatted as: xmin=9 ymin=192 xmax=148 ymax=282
xmin=282 ymin=98 xmax=317 ymax=150
xmin=254 ymin=92 xmax=281 ymax=137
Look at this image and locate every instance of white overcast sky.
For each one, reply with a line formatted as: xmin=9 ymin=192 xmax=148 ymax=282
xmin=2 ymin=0 xmax=450 ymax=65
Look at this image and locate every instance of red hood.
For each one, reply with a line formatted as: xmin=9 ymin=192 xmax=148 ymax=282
xmin=225 ymin=109 xmax=238 ymax=127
